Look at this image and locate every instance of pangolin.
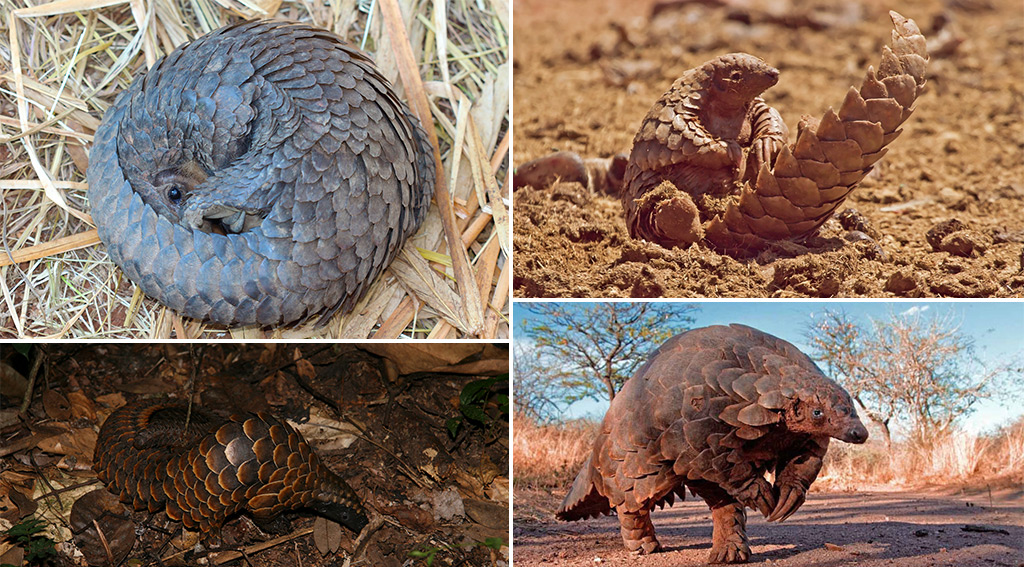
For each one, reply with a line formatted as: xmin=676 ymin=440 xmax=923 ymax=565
xmin=515 ymin=11 xmax=928 ymax=257
xmin=556 ymin=324 xmax=868 ymax=564
xmin=93 ymin=398 xmax=368 ymax=537
xmin=87 ymin=20 xmax=436 ymax=326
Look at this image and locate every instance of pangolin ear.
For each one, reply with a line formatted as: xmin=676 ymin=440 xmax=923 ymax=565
xmin=789 ymin=397 xmax=802 ymax=420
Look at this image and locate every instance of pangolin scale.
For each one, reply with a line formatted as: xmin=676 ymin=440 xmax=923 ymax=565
xmin=93 ymin=398 xmax=368 ymax=535
xmin=87 ymin=20 xmax=436 ymax=326
xmin=557 ymin=324 xmax=868 ymax=564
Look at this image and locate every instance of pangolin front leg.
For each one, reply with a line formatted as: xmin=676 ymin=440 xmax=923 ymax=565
xmin=620 ymin=53 xmax=787 ymax=248
xmin=767 ymin=438 xmax=829 ymax=522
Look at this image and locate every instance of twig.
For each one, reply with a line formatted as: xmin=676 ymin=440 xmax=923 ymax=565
xmin=18 ymin=346 xmax=44 ymax=413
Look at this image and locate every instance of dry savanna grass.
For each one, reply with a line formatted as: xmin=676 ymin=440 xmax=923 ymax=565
xmin=514 ymin=415 xmax=1024 ymax=493
xmin=0 ymin=0 xmax=509 ymax=339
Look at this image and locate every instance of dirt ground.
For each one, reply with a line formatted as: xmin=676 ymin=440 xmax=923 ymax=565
xmin=0 ymin=344 xmax=508 ymax=566
xmin=512 ymin=0 xmax=1024 ymax=298
xmin=513 ymin=485 xmax=1024 ymax=566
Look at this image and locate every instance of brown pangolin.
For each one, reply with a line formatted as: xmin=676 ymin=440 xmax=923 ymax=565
xmin=94 ymin=398 xmax=367 ymax=537
xmin=514 ymin=11 xmax=928 ymax=257
xmin=556 ymin=324 xmax=868 ymax=564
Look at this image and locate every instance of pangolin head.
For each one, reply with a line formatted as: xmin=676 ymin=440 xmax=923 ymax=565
xmin=780 ymin=375 xmax=868 ymax=444
xmin=706 ymin=53 xmax=780 ymax=106
xmin=147 ymin=162 xmax=206 ymax=221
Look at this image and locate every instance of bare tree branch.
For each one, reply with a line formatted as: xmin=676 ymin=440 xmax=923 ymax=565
xmin=520 ymin=303 xmax=698 ymax=408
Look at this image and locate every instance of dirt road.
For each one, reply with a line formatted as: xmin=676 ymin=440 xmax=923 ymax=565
xmin=513 ymin=487 xmax=1024 ymax=566
xmin=512 ymin=0 xmax=1024 ymax=298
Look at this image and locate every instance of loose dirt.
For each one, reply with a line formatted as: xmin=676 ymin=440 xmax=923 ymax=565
xmin=512 ymin=0 xmax=1024 ymax=298
xmin=513 ymin=486 xmax=1024 ymax=566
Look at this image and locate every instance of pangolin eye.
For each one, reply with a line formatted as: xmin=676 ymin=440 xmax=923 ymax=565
xmin=167 ymin=185 xmax=183 ymax=203
xmin=730 ymin=71 xmax=742 ymax=81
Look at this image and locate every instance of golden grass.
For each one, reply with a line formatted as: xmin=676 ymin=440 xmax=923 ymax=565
xmin=513 ymin=415 xmax=598 ymax=489
xmin=817 ymin=421 xmax=1024 ymax=488
xmin=515 ymin=415 xmax=1024 ymax=492
xmin=0 ymin=0 xmax=509 ymax=338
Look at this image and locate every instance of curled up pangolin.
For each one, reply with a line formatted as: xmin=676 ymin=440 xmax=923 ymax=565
xmin=87 ymin=20 xmax=436 ymax=327
xmin=514 ymin=11 xmax=928 ymax=257
xmin=557 ymin=324 xmax=868 ymax=564
xmin=93 ymin=398 xmax=367 ymax=538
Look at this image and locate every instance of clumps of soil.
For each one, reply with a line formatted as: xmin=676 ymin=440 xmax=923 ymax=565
xmin=514 ymin=182 xmax=1023 ymax=297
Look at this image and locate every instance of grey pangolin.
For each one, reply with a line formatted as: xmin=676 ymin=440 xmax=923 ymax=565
xmin=515 ymin=11 xmax=928 ymax=257
xmin=87 ymin=20 xmax=436 ymax=326
xmin=557 ymin=324 xmax=868 ymax=564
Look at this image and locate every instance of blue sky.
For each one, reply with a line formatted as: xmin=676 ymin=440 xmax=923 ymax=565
xmin=513 ymin=300 xmax=1024 ymax=435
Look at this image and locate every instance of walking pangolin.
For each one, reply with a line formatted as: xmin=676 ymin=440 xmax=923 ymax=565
xmin=556 ymin=324 xmax=868 ymax=564
xmin=515 ymin=11 xmax=928 ymax=257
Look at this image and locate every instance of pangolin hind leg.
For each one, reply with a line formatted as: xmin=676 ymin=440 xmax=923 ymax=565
xmin=688 ymin=480 xmax=751 ymax=564
xmin=617 ymin=507 xmax=662 ymax=554
xmin=709 ymin=503 xmax=750 ymax=564
xmin=624 ymin=103 xmax=786 ymax=250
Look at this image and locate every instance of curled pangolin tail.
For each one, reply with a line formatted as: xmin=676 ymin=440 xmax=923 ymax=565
xmin=556 ymin=455 xmax=612 ymax=521
xmin=310 ymin=466 xmax=370 ymax=532
xmin=705 ymin=11 xmax=929 ymax=255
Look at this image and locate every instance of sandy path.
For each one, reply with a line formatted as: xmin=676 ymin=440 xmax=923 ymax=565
xmin=513 ymin=488 xmax=1024 ymax=566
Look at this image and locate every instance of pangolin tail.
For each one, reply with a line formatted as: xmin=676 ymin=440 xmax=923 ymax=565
xmin=705 ymin=10 xmax=929 ymax=255
xmin=556 ymin=455 xmax=612 ymax=521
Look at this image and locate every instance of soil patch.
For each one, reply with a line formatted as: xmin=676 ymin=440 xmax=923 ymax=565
xmin=513 ymin=486 xmax=1024 ymax=566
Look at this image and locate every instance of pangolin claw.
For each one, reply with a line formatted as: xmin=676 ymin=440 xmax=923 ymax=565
xmin=767 ymin=484 xmax=806 ymax=522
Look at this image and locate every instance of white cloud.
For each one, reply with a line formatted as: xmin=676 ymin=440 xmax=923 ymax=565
xmin=900 ymin=305 xmax=930 ymax=317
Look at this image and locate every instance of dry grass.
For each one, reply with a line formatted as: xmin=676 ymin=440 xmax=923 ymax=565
xmin=513 ymin=414 xmax=597 ymax=489
xmin=0 ymin=0 xmax=509 ymax=339
xmin=822 ymin=419 xmax=1024 ymax=488
xmin=515 ymin=415 xmax=1024 ymax=492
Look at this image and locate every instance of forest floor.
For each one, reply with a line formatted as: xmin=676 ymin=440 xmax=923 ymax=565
xmin=0 ymin=344 xmax=508 ymax=566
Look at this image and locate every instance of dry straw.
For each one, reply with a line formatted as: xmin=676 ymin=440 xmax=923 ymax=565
xmin=0 ymin=0 xmax=509 ymax=339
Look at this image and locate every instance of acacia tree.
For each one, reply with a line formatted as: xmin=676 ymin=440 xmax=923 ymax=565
xmin=805 ymin=308 xmax=1020 ymax=457
xmin=521 ymin=303 xmax=697 ymax=407
xmin=512 ymin=340 xmax=572 ymax=423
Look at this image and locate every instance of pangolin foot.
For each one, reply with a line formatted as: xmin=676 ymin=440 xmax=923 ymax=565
xmin=709 ymin=503 xmax=750 ymax=564
xmin=653 ymin=194 xmax=703 ymax=248
xmin=618 ymin=509 xmax=663 ymax=555
xmin=708 ymin=541 xmax=751 ymax=564
xmin=626 ymin=537 xmax=663 ymax=555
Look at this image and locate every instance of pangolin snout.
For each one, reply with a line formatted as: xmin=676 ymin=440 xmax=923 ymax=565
xmin=843 ymin=423 xmax=869 ymax=444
